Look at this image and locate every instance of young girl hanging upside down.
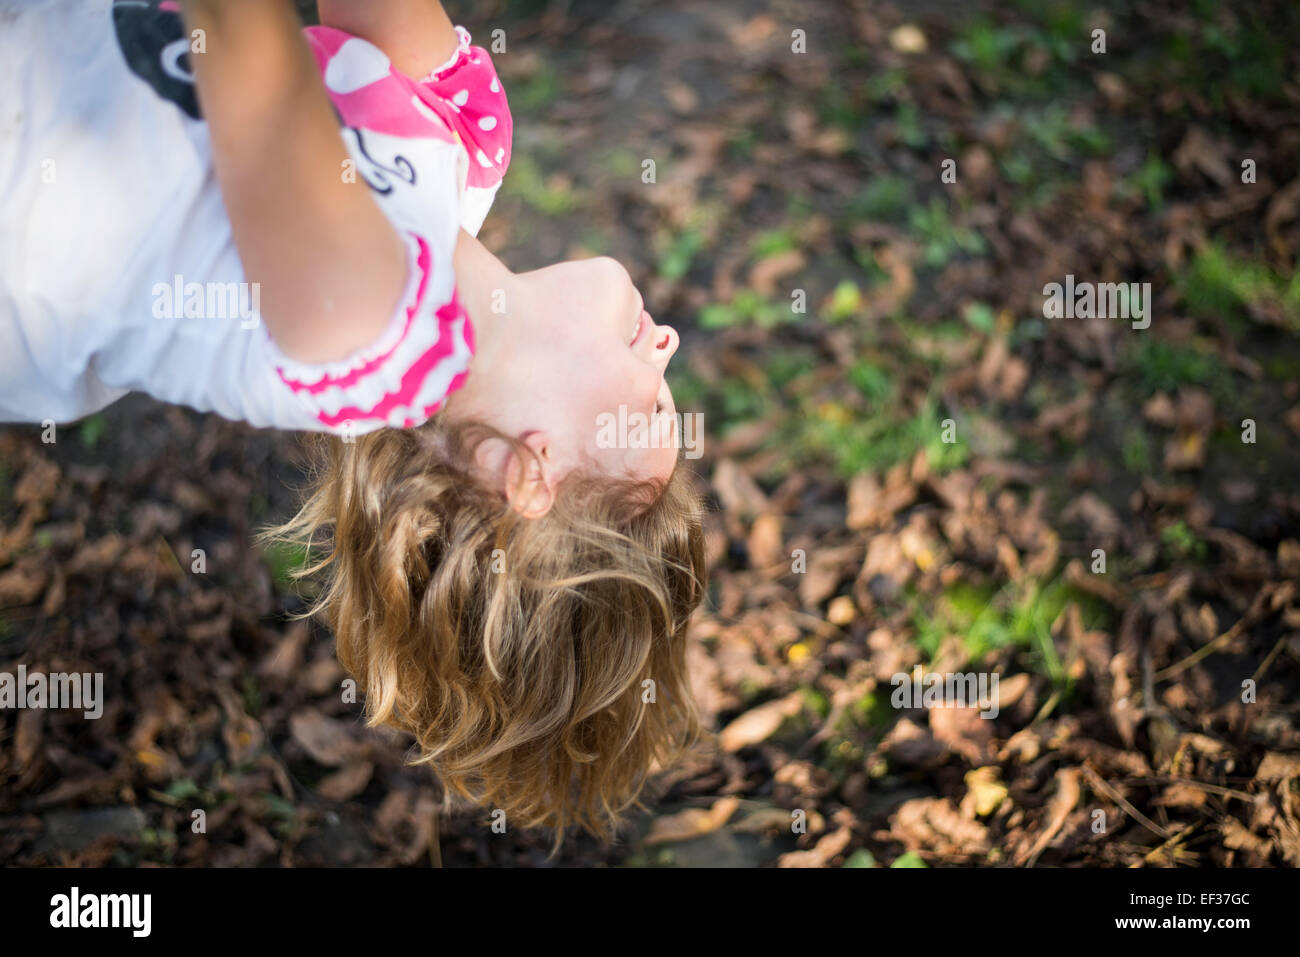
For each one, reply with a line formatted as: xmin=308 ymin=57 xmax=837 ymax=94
xmin=0 ymin=0 xmax=707 ymax=844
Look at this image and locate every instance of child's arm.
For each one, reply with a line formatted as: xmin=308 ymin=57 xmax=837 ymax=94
xmin=178 ymin=0 xmax=408 ymax=365
xmin=317 ymin=0 xmax=460 ymax=78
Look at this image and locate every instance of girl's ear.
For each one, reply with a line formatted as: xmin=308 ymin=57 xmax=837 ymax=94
xmin=503 ymin=431 xmax=557 ymax=519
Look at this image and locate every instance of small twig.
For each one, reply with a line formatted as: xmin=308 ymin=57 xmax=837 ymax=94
xmin=1030 ymin=688 xmax=1061 ymax=726
xmin=1154 ymin=589 xmax=1272 ymax=682
xmin=1121 ymin=777 xmax=1254 ymax=803
xmin=1251 ymin=635 xmax=1288 ymax=686
xmin=1141 ymin=646 xmax=1157 ymax=713
xmin=1137 ymin=824 xmax=1199 ymax=868
xmin=1154 ymin=618 xmax=1248 ymax=681
xmin=1081 ymin=764 xmax=1170 ymax=841
xmin=1128 ymin=571 xmax=1177 ymax=591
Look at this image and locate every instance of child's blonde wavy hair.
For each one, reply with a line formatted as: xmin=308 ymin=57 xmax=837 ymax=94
xmin=259 ymin=418 xmax=708 ymax=848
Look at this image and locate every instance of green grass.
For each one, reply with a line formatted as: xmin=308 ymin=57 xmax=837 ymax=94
xmin=698 ymin=289 xmax=794 ymax=330
xmin=848 ymin=688 xmax=899 ymax=732
xmin=259 ymin=792 xmax=301 ymax=841
xmin=908 ymin=197 xmax=987 ymax=269
xmin=764 ymin=350 xmax=819 ymax=390
xmin=910 ymin=576 xmax=1112 ymax=684
xmin=1161 ymin=520 xmax=1208 ymax=562
xmin=508 ymin=58 xmax=561 ymax=111
xmin=714 ymin=379 xmax=775 ymax=429
xmin=800 ymin=686 xmax=831 ymax=720
xmin=1022 ymin=105 xmax=1112 ymax=160
xmin=891 ymin=851 xmax=929 ymax=868
xmin=801 ymin=392 xmax=971 ymax=478
xmin=1035 ymin=3 xmax=1087 ymax=62
xmin=848 ymin=359 xmax=893 ymax=403
xmin=673 ymin=339 xmax=972 ymax=479
xmin=1000 ymin=149 xmax=1035 ymax=187
xmin=262 ymin=539 xmax=314 ymax=595
xmin=78 ymin=413 xmax=107 ymax=449
xmin=666 ymin=349 xmax=813 ymax=440
xmin=658 ymin=226 xmax=706 ymax=281
xmin=818 ymin=76 xmax=866 ymax=130
xmin=991 ymin=102 xmax=1113 ymax=205
xmin=1127 ymin=339 xmax=1218 ymax=397
xmin=963 ymin=302 xmax=997 ymax=335
xmin=893 ymin=102 xmax=927 ymax=150
xmin=843 ymin=848 xmax=878 ymax=868
xmin=138 ymin=826 xmax=178 ymax=863
xmin=949 ymin=11 xmax=1087 ymax=98
xmin=1162 ymin=7 xmax=1292 ymax=106
xmin=1122 ymin=425 xmax=1153 ymax=474
xmin=849 ymin=174 xmax=913 ymax=223
xmin=161 ymin=778 xmax=201 ymax=802
xmin=1126 ymin=154 xmax=1174 ymax=210
xmin=500 ymin=154 xmax=582 ymax=215
xmin=951 ymin=18 xmax=1024 ymax=76
xmin=596 ymin=147 xmax=643 ymax=181
xmin=725 ymin=127 xmax=757 ymax=160
xmin=864 ymin=66 xmax=907 ymax=106
xmin=1180 ymin=243 xmax=1300 ymax=333
xmin=750 ymin=228 xmax=799 ymax=260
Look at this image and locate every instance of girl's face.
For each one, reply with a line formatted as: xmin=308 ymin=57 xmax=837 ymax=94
xmin=517 ymin=256 xmax=681 ymax=482
xmin=446 ymin=253 xmax=683 ymax=498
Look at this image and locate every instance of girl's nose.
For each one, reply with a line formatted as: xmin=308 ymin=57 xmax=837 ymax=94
xmin=651 ymin=323 xmax=679 ymax=366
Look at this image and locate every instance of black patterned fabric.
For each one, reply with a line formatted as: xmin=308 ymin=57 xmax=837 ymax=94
xmin=112 ymin=0 xmax=200 ymax=119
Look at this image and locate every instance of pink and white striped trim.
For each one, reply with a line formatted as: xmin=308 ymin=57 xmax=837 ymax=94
xmin=272 ymin=233 xmax=475 ymax=431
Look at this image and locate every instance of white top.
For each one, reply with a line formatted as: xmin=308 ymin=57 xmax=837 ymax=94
xmin=0 ymin=0 xmax=512 ymax=434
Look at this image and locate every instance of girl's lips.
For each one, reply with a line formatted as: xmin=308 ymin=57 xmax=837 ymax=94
xmin=630 ymin=310 xmax=650 ymax=348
